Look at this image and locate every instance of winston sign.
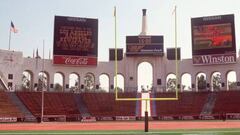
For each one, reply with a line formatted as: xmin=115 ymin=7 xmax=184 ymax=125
xmin=193 ymin=53 xmax=236 ymax=65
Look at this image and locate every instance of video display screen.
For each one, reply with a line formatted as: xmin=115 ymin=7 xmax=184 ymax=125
xmin=192 ymin=23 xmax=232 ymax=50
xmin=191 ymin=14 xmax=236 ymax=65
xmin=126 ymin=36 xmax=164 ymax=56
xmin=53 ymin=16 xmax=98 ymax=66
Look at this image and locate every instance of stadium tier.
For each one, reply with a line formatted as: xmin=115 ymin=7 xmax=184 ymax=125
xmin=0 ymin=91 xmax=240 ymax=122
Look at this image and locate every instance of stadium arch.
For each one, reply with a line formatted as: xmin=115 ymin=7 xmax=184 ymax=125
xmin=99 ymin=73 xmax=110 ymax=92
xmin=210 ymin=71 xmax=222 ymax=91
xmin=137 ymin=61 xmax=153 ymax=92
xmin=195 ymin=72 xmax=207 ymax=92
xmin=38 ymin=71 xmax=50 ymax=91
xmin=69 ymin=72 xmax=80 ymax=92
xmin=226 ymin=70 xmax=237 ymax=90
xmin=84 ymin=72 xmax=95 ymax=92
xmin=181 ymin=73 xmax=192 ymax=91
xmin=22 ymin=70 xmax=34 ymax=91
xmin=114 ymin=73 xmax=125 ymax=92
xmin=166 ymin=73 xmax=176 ymax=92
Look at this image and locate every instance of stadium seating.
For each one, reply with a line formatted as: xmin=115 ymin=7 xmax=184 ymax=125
xmin=212 ymin=91 xmax=240 ymax=114
xmin=153 ymin=92 xmax=209 ymax=116
xmin=0 ymin=91 xmax=23 ymax=117
xmin=0 ymin=90 xmax=237 ymax=122
xmin=79 ymin=92 xmax=138 ymax=117
xmin=17 ymin=92 xmax=79 ymax=117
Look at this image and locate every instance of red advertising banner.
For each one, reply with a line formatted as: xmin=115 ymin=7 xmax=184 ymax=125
xmin=193 ymin=53 xmax=236 ymax=65
xmin=53 ymin=55 xmax=97 ymax=66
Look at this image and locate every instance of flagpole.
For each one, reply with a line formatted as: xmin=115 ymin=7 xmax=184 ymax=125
xmin=33 ymin=49 xmax=35 ymax=58
xmin=41 ymin=40 xmax=45 ymax=123
xmin=8 ymin=25 xmax=12 ymax=50
xmin=174 ymin=6 xmax=179 ymax=99
xmin=114 ymin=6 xmax=118 ymax=100
xmin=49 ymin=49 xmax=51 ymax=59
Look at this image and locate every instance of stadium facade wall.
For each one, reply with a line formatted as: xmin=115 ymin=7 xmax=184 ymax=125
xmin=0 ymin=49 xmax=240 ymax=92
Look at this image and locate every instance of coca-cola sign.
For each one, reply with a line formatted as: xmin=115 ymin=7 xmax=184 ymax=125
xmin=54 ymin=55 xmax=97 ymax=66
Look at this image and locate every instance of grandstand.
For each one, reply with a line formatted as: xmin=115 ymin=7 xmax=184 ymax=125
xmin=0 ymin=90 xmax=239 ymax=122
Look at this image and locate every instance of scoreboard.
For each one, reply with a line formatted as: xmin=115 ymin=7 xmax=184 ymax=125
xmin=53 ymin=16 xmax=98 ymax=66
xmin=126 ymin=35 xmax=164 ymax=56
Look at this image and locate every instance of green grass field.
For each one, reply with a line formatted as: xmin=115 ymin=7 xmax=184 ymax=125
xmin=1 ymin=129 xmax=240 ymax=135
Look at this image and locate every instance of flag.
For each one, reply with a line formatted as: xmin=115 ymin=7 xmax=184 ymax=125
xmin=10 ymin=21 xmax=18 ymax=33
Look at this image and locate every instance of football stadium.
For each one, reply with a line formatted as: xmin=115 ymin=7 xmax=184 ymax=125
xmin=1 ymin=0 xmax=240 ymax=135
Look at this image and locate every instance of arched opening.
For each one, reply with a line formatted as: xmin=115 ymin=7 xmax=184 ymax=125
xmin=196 ymin=72 xmax=207 ymax=91
xmin=22 ymin=70 xmax=33 ymax=91
xmin=211 ymin=72 xmax=222 ymax=91
xmin=137 ymin=62 xmax=153 ymax=92
xmin=99 ymin=74 xmax=110 ymax=92
xmin=227 ymin=71 xmax=237 ymax=90
xmin=166 ymin=73 xmax=176 ymax=92
xmin=69 ymin=73 xmax=80 ymax=92
xmin=181 ymin=73 xmax=192 ymax=91
xmin=38 ymin=71 xmax=49 ymax=91
xmin=54 ymin=72 xmax=64 ymax=92
xmin=84 ymin=73 xmax=95 ymax=92
xmin=114 ymin=74 xmax=124 ymax=92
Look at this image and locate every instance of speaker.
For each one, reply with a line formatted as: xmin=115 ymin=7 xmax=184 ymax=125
xmin=66 ymin=84 xmax=69 ymax=89
xmin=192 ymin=84 xmax=195 ymax=88
xmin=207 ymin=83 xmax=210 ymax=88
xmin=109 ymin=48 xmax=123 ymax=61
xmin=221 ymin=82 xmax=225 ymax=87
xmin=237 ymin=82 xmax=240 ymax=86
xmin=157 ymin=79 xmax=161 ymax=85
xmin=81 ymin=85 xmax=84 ymax=89
xmin=167 ymin=48 xmax=181 ymax=60
xmin=50 ymin=84 xmax=54 ymax=88
xmin=96 ymin=85 xmax=99 ymax=89
xmin=8 ymin=82 xmax=12 ymax=87
xmin=110 ymin=85 xmax=114 ymax=89
xmin=177 ymin=84 xmax=180 ymax=89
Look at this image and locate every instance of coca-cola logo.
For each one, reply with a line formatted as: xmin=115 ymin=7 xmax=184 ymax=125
xmin=64 ymin=57 xmax=88 ymax=65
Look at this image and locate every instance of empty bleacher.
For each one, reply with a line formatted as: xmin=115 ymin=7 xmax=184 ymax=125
xmin=212 ymin=91 xmax=240 ymax=114
xmin=79 ymin=92 xmax=138 ymax=117
xmin=16 ymin=92 xmax=80 ymax=118
xmin=0 ymin=91 xmax=23 ymax=118
xmin=153 ymin=92 xmax=209 ymax=117
xmin=0 ymin=90 xmax=239 ymax=122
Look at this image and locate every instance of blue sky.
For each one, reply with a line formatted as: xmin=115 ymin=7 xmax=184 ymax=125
xmin=1 ymin=0 xmax=240 ymax=61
